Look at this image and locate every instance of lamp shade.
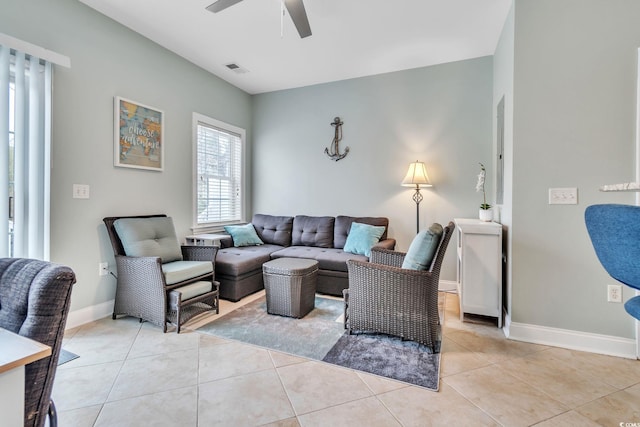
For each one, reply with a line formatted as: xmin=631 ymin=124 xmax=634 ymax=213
xmin=401 ymin=161 xmax=432 ymax=187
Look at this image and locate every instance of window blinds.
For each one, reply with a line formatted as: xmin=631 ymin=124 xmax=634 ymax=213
xmin=0 ymin=45 xmax=51 ymax=259
xmin=196 ymin=122 xmax=242 ymax=225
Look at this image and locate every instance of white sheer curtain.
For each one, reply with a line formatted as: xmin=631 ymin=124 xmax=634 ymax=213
xmin=0 ymin=44 xmax=52 ymax=259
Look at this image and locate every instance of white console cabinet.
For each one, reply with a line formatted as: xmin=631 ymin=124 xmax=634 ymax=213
xmin=454 ymin=218 xmax=503 ymax=327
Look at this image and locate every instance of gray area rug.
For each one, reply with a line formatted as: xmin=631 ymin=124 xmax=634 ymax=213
xmin=197 ymin=295 xmax=440 ymax=391
xmin=198 ymin=296 xmax=345 ymax=359
xmin=58 ymin=349 xmax=79 ymax=365
xmin=323 ymin=333 xmax=440 ymax=390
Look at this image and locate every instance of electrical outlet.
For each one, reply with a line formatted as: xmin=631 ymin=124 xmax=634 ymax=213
xmin=607 ymin=284 xmax=622 ymax=303
xmin=548 ymin=187 xmax=578 ymax=205
xmin=99 ymin=262 xmax=108 ymax=276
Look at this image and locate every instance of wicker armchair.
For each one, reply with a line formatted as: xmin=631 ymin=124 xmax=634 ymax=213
xmin=0 ymin=258 xmax=76 ymax=427
xmin=344 ymin=222 xmax=454 ymax=351
xmin=103 ymin=215 xmax=220 ymax=333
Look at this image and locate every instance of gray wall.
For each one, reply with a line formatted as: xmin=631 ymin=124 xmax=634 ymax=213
xmin=0 ymin=0 xmax=252 ymax=311
xmin=252 ymin=57 xmax=494 ymax=281
xmin=510 ymin=0 xmax=640 ymax=337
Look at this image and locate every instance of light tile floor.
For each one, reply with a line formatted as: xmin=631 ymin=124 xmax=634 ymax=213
xmin=53 ymin=292 xmax=640 ymax=426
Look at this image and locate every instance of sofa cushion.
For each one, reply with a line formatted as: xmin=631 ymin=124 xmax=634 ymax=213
xmin=401 ymin=223 xmax=444 ymax=271
xmin=216 ymin=244 xmax=284 ymax=276
xmin=292 ymin=216 xmax=335 ymax=248
xmin=162 ymin=261 xmax=213 ymax=285
xmin=114 ymin=217 xmax=183 ymax=263
xmin=343 ymin=222 xmax=386 ymax=257
xmin=271 ymin=247 xmax=368 ymax=273
xmin=252 ymin=214 xmax=294 ymax=246
xmin=334 ymin=216 xmax=389 ymax=249
xmin=224 ymin=223 xmax=264 ymax=247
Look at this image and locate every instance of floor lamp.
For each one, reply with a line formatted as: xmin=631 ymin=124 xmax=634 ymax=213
xmin=402 ymin=161 xmax=432 ymax=234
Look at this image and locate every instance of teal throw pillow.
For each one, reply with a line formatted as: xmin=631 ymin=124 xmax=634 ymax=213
xmin=224 ymin=223 xmax=264 ymax=247
xmin=401 ymin=223 xmax=443 ymax=270
xmin=343 ymin=222 xmax=386 ymax=257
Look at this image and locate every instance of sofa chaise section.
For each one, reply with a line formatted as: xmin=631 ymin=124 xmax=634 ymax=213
xmin=215 ymin=214 xmax=395 ymax=301
xmin=215 ymin=214 xmax=293 ymax=301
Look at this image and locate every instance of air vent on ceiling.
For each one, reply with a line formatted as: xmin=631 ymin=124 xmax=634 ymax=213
xmin=225 ymin=63 xmax=249 ymax=74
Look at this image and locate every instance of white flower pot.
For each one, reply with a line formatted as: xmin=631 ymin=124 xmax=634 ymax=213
xmin=479 ymin=208 xmax=493 ymax=222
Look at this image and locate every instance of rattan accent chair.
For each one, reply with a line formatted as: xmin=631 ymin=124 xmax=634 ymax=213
xmin=103 ymin=215 xmax=220 ymax=333
xmin=344 ymin=222 xmax=454 ymax=351
xmin=0 ymin=258 xmax=76 ymax=427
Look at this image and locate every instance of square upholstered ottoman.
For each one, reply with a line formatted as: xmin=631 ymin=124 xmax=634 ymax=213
xmin=262 ymin=257 xmax=318 ymax=318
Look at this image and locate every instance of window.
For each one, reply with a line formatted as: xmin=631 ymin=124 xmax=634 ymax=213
xmin=0 ymin=45 xmax=52 ymax=259
xmin=193 ymin=113 xmax=245 ymax=230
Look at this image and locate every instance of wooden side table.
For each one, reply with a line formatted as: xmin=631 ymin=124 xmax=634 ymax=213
xmin=0 ymin=328 xmax=51 ymax=426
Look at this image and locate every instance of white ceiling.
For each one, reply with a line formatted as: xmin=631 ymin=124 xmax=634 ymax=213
xmin=79 ymin=0 xmax=512 ymax=95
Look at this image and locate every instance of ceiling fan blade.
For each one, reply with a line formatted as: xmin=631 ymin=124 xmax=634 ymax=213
xmin=284 ymin=0 xmax=312 ymax=38
xmin=206 ymin=0 xmax=244 ymax=13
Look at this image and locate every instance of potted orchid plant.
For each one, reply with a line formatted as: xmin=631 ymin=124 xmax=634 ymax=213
xmin=476 ymin=163 xmax=493 ymax=221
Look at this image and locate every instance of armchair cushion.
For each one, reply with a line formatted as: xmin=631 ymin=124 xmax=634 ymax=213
xmin=173 ymin=280 xmax=213 ymax=300
xmin=401 ymin=223 xmax=443 ymax=270
xmin=162 ymin=260 xmax=213 ymax=285
xmin=114 ymin=217 xmax=183 ymax=263
xmin=224 ymin=223 xmax=264 ymax=247
xmin=343 ymin=222 xmax=386 ymax=257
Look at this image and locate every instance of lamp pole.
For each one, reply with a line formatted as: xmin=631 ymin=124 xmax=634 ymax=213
xmin=412 ymin=185 xmax=423 ymax=234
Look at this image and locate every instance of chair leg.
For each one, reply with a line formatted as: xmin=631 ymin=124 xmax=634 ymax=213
xmin=342 ymin=289 xmax=349 ymax=330
xmin=176 ymin=304 xmax=182 ymax=334
xmin=48 ymin=399 xmax=58 ymax=427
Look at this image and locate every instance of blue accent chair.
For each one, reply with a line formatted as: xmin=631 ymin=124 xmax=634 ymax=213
xmin=585 ymin=204 xmax=640 ymax=320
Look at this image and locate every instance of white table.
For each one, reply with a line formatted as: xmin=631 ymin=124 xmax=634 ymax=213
xmin=454 ymin=218 xmax=503 ymax=327
xmin=600 ymin=182 xmax=640 ymax=192
xmin=185 ymin=233 xmax=228 ymax=246
xmin=0 ymin=328 xmax=51 ymax=426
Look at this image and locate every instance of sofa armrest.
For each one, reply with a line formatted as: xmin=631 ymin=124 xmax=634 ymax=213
xmin=370 ymin=247 xmax=406 ymax=268
xmin=181 ymin=245 xmax=218 ymax=263
xmin=373 ymin=238 xmax=396 ymax=251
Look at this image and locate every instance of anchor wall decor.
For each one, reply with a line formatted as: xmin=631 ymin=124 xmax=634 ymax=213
xmin=325 ymin=116 xmax=349 ymax=161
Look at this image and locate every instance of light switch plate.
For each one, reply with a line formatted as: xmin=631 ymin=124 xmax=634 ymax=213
xmin=549 ymin=187 xmax=577 ymax=205
xmin=73 ymin=184 xmax=90 ymax=199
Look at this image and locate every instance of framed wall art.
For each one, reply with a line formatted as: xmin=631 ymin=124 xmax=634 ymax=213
xmin=114 ymin=96 xmax=164 ymax=171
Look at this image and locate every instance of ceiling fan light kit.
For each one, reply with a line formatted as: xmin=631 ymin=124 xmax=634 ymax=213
xmin=206 ymin=0 xmax=312 ymax=39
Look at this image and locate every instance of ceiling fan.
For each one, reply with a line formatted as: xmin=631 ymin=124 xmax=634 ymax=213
xmin=206 ymin=0 xmax=312 ymax=39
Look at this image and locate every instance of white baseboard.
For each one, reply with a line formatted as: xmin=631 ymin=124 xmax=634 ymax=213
xmin=66 ymin=299 xmax=114 ymax=330
xmin=506 ymin=316 xmax=637 ymax=359
xmin=439 ymin=279 xmax=457 ymax=292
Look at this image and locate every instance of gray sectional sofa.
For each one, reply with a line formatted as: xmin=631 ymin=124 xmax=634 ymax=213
xmin=215 ymin=214 xmax=396 ymax=301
